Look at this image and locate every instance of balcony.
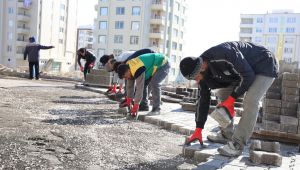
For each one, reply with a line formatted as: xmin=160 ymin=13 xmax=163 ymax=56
xmin=150 ymin=16 xmax=165 ymax=26
xmin=151 ymin=0 xmax=167 ymax=11
xmin=149 ymin=30 xmax=164 ymax=39
xmin=17 ymin=13 xmax=31 ymax=22
xmin=17 ymin=1 xmax=32 ymax=9
xmin=17 ymin=26 xmax=30 ymax=34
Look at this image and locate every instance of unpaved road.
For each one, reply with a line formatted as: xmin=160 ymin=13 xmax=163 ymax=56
xmin=0 ymin=76 xmax=190 ymax=170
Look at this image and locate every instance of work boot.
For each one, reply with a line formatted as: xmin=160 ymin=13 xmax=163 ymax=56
xmin=207 ymin=131 xmax=231 ymax=144
xmin=218 ymin=141 xmax=243 ymax=157
xmin=146 ymin=107 xmax=161 ymax=116
xmin=139 ymin=104 xmax=149 ymax=111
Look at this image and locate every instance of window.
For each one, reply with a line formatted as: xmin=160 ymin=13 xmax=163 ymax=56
xmin=284 ymin=48 xmax=293 ymax=54
xmin=116 ymin=7 xmax=125 ymax=15
xmin=99 ymin=21 xmax=107 ymax=30
xmin=115 ymin=21 xmax=124 ymax=29
xmin=59 ymin=27 xmax=64 ymax=33
xmin=168 ymin=13 xmax=172 ymax=20
xmin=100 ymin=7 xmax=108 ymax=16
xmin=59 ymin=39 xmax=64 ymax=44
xmin=269 ymin=17 xmax=278 ymax=23
xmin=171 ymin=68 xmax=176 ymax=76
xmin=8 ymin=7 xmax=14 ymax=14
xmin=130 ymin=36 xmax=139 ymax=45
xmin=8 ymin=20 xmax=13 ymax=27
xmin=60 ymin=4 xmax=65 ymax=10
xmin=131 ymin=21 xmax=140 ymax=30
xmin=113 ymin=49 xmax=122 ymax=56
xmin=167 ymin=27 xmax=171 ymax=34
xmin=179 ymin=44 xmax=183 ymax=51
xmin=166 ymin=40 xmax=169 ymax=48
xmin=172 ymin=42 xmax=177 ymax=50
xmin=256 ymin=28 xmax=262 ymax=33
xmin=286 ymin=27 xmax=295 ymax=33
xmin=132 ymin=7 xmax=140 ymax=15
xmin=285 ymin=37 xmax=294 ymax=44
xmin=283 ymin=57 xmax=292 ymax=63
xmin=97 ymin=49 xmax=105 ymax=58
xmin=7 ymin=45 xmax=12 ymax=52
xmin=254 ymin=37 xmax=262 ymax=43
xmin=269 ymin=27 xmax=277 ymax=33
xmin=98 ymin=35 xmax=106 ymax=44
xmin=267 ymin=37 xmax=277 ymax=43
xmin=60 ymin=16 xmax=65 ymax=21
xmin=256 ymin=18 xmax=263 ymax=23
xmin=114 ymin=35 xmax=123 ymax=44
xmin=170 ymin=55 xmax=176 ymax=63
xmin=174 ymin=15 xmax=179 ymax=24
xmin=180 ymin=31 xmax=183 ymax=39
xmin=287 ymin=17 xmax=296 ymax=23
xmin=173 ymin=28 xmax=178 ymax=37
xmin=175 ymin=2 xmax=180 ymax=11
xmin=182 ymin=7 xmax=186 ymax=14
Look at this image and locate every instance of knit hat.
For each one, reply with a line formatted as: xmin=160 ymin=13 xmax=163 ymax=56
xmin=180 ymin=57 xmax=203 ymax=80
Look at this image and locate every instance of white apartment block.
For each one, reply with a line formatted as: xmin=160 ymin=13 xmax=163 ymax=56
xmin=77 ymin=26 xmax=94 ymax=50
xmin=0 ymin=0 xmax=78 ymax=72
xmin=240 ymin=10 xmax=300 ymax=64
xmin=93 ymin=0 xmax=187 ymax=83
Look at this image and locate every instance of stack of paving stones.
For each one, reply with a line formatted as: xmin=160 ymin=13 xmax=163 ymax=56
xmin=84 ymin=69 xmax=112 ymax=87
xmin=249 ymin=140 xmax=282 ymax=166
xmin=261 ymin=72 xmax=300 ymax=136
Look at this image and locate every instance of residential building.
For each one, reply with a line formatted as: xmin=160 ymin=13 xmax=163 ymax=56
xmin=0 ymin=0 xmax=78 ymax=72
xmin=240 ymin=10 xmax=300 ymax=64
xmin=93 ymin=0 xmax=187 ymax=82
xmin=76 ymin=25 xmax=94 ymax=70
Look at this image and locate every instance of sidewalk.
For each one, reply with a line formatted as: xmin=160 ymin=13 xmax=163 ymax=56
xmin=75 ymin=84 xmax=300 ymax=170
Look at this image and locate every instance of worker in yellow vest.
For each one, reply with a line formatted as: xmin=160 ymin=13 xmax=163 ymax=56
xmin=117 ymin=53 xmax=170 ymax=118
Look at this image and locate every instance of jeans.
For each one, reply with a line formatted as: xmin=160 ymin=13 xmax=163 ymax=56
xmin=29 ymin=61 xmax=39 ymax=79
xmin=216 ymin=75 xmax=274 ymax=146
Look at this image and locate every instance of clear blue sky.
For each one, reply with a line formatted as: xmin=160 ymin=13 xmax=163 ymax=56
xmin=77 ymin=0 xmax=300 ymax=56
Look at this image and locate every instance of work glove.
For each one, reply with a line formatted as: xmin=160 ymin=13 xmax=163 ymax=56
xmin=120 ymin=97 xmax=132 ymax=108
xmin=80 ymin=66 xmax=84 ymax=72
xmin=110 ymin=84 xmax=117 ymax=93
xmin=88 ymin=62 xmax=95 ymax=68
xmin=106 ymin=85 xmax=113 ymax=93
xmin=130 ymin=103 xmax=139 ymax=117
xmin=185 ymin=128 xmax=203 ymax=145
xmin=218 ymin=96 xmax=235 ymax=118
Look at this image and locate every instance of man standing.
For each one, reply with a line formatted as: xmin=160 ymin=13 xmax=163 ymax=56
xmin=23 ymin=37 xmax=54 ymax=80
xmin=180 ymin=41 xmax=278 ymax=157
xmin=77 ymin=48 xmax=96 ymax=80
xmin=117 ymin=53 xmax=170 ymax=117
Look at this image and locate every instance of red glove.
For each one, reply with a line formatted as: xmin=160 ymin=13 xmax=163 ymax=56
xmin=218 ymin=96 xmax=235 ymax=118
xmin=120 ymin=97 xmax=132 ymax=108
xmin=130 ymin=103 xmax=139 ymax=117
xmin=80 ymin=66 xmax=84 ymax=72
xmin=107 ymin=85 xmax=113 ymax=92
xmin=88 ymin=62 xmax=95 ymax=68
xmin=111 ymin=84 xmax=117 ymax=93
xmin=186 ymin=128 xmax=203 ymax=145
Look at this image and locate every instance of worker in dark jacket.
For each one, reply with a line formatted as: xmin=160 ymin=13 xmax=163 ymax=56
xmin=77 ymin=48 xmax=96 ymax=80
xmin=24 ymin=37 xmax=54 ymax=80
xmin=180 ymin=41 xmax=278 ymax=157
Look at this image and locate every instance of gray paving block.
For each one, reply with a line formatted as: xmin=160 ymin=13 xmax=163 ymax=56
xmin=280 ymin=115 xmax=298 ymax=125
xmin=182 ymin=146 xmax=197 ymax=158
xmin=181 ymin=102 xmax=196 ymax=112
xmin=281 ymin=94 xmax=299 ymax=103
xmin=262 ymin=113 xmax=280 ymax=122
xmin=266 ymin=92 xmax=281 ymax=100
xmin=280 ymin=124 xmax=298 ymax=133
xmin=268 ymin=85 xmax=281 ymax=93
xmin=250 ymin=140 xmax=280 ymax=153
xmin=263 ymin=106 xmax=281 ymax=115
xmin=281 ymin=101 xmax=298 ymax=110
xmin=262 ymin=120 xmax=280 ymax=131
xmin=263 ymin=99 xmax=281 ymax=108
xmin=176 ymin=87 xmax=187 ymax=95
xmin=282 ymin=80 xmax=300 ymax=88
xmin=250 ymin=150 xmax=282 ymax=166
xmin=117 ymin=107 xmax=128 ymax=115
xmin=281 ymin=87 xmax=299 ymax=96
xmin=171 ymin=124 xmax=183 ymax=133
xmin=281 ymin=108 xmax=297 ymax=117
xmin=282 ymin=72 xmax=300 ymax=81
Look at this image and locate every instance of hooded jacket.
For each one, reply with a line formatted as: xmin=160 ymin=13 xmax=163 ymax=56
xmin=24 ymin=43 xmax=53 ymax=62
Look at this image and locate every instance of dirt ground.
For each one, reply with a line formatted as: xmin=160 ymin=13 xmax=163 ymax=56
xmin=0 ymin=76 xmax=191 ymax=170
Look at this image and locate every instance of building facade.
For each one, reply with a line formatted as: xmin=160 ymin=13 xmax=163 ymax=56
xmin=77 ymin=26 xmax=94 ymax=50
xmin=93 ymin=0 xmax=187 ymax=82
xmin=240 ymin=10 xmax=300 ymax=63
xmin=0 ymin=0 xmax=78 ymax=72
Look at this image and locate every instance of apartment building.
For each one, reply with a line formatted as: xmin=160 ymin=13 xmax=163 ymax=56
xmin=0 ymin=0 xmax=78 ymax=72
xmin=77 ymin=26 xmax=94 ymax=50
xmin=240 ymin=10 xmax=300 ymax=64
xmin=93 ymin=0 xmax=187 ymax=82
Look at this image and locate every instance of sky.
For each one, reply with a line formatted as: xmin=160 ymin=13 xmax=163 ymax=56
xmin=77 ymin=0 xmax=300 ymax=56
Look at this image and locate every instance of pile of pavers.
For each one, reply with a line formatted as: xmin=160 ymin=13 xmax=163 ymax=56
xmin=84 ymin=69 xmax=112 ymax=87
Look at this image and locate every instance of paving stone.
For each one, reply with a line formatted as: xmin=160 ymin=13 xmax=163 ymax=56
xmin=282 ymin=80 xmax=300 ymax=88
xmin=182 ymin=145 xmax=197 ymax=159
xmin=281 ymin=87 xmax=299 ymax=96
xmin=280 ymin=124 xmax=298 ymax=133
xmin=281 ymin=94 xmax=299 ymax=103
xmin=281 ymin=101 xmax=298 ymax=110
xmin=181 ymin=102 xmax=196 ymax=112
xmin=263 ymin=99 xmax=282 ymax=108
xmin=268 ymin=85 xmax=281 ymax=93
xmin=282 ymin=72 xmax=300 ymax=81
xmin=171 ymin=124 xmax=184 ymax=133
xmin=262 ymin=120 xmax=280 ymax=131
xmin=262 ymin=113 xmax=280 ymax=122
xmin=250 ymin=140 xmax=280 ymax=153
xmin=263 ymin=106 xmax=281 ymax=115
xmin=249 ymin=150 xmax=282 ymax=166
xmin=266 ymin=92 xmax=281 ymax=100
xmin=195 ymin=158 xmax=226 ymax=170
xmin=281 ymin=108 xmax=297 ymax=117
xmin=176 ymin=87 xmax=187 ymax=95
xmin=117 ymin=107 xmax=128 ymax=115
xmin=280 ymin=115 xmax=298 ymax=125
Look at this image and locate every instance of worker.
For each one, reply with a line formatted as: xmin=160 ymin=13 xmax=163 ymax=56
xmin=180 ymin=41 xmax=278 ymax=157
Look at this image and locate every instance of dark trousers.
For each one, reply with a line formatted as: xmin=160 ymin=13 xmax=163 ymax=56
xmin=29 ymin=61 xmax=39 ymax=79
xmin=83 ymin=62 xmax=92 ymax=80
